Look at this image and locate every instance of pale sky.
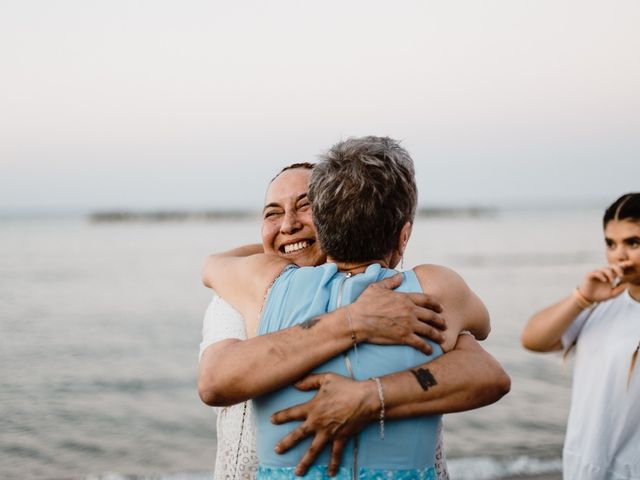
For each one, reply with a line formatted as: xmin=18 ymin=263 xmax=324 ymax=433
xmin=1 ymin=0 xmax=639 ymax=212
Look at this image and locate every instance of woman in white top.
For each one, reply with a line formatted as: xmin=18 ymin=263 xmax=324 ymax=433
xmin=522 ymin=193 xmax=640 ymax=480
xmin=199 ymin=162 xmax=511 ymax=479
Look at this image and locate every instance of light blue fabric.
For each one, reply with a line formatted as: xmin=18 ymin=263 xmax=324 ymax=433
xmin=257 ymin=464 xmax=437 ymax=479
xmin=256 ymin=263 xmax=443 ymax=479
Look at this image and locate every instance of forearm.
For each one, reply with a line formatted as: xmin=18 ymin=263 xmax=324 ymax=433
xmin=199 ymin=309 xmax=354 ymax=406
xmin=521 ymin=295 xmax=583 ymax=352
xmin=374 ymin=335 xmax=511 ymax=418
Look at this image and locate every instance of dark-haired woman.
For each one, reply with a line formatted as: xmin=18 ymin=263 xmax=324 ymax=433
xmin=522 ymin=193 xmax=640 ymax=480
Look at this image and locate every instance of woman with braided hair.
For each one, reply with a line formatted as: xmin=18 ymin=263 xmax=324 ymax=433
xmin=522 ymin=193 xmax=640 ymax=480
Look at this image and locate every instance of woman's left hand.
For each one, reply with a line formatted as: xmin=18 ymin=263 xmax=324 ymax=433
xmin=270 ymin=373 xmax=378 ymax=477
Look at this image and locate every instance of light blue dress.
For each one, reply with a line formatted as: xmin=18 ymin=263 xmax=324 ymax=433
xmin=255 ymin=263 xmax=443 ymax=479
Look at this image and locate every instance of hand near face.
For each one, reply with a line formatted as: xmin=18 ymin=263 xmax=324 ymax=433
xmin=579 ymin=260 xmax=634 ymax=302
xmin=349 ymin=273 xmax=446 ymax=355
xmin=271 ymin=373 xmax=377 ymax=477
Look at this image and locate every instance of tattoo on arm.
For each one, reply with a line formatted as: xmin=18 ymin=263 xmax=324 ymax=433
xmin=411 ymin=368 xmax=437 ymax=391
xmin=299 ymin=317 xmax=321 ymax=330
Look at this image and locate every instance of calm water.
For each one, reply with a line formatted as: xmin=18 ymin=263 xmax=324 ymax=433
xmin=0 ymin=209 xmax=607 ymax=479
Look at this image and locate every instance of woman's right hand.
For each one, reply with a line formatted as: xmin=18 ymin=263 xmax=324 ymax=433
xmin=578 ymin=260 xmax=633 ymax=302
xmin=348 ymin=273 xmax=446 ymax=356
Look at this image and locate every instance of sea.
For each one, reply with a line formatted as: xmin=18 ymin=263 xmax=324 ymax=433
xmin=0 ymin=207 xmax=609 ymax=479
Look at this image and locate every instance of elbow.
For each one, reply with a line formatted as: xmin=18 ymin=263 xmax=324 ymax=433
xmin=520 ymin=329 xmax=552 ymax=353
xmin=482 ymin=358 xmax=511 ymax=403
xmin=198 ymin=378 xmax=224 ymax=407
xmin=198 ymin=379 xmax=234 ymax=407
xmin=198 ymin=371 xmax=237 ymax=407
xmin=201 ymin=254 xmax=221 ymax=289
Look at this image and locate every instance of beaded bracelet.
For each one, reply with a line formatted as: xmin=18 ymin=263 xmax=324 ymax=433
xmin=371 ymin=376 xmax=385 ymax=440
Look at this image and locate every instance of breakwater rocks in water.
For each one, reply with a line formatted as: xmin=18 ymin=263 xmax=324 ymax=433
xmin=89 ymin=210 xmax=259 ymax=223
xmin=89 ymin=207 xmax=496 ymax=223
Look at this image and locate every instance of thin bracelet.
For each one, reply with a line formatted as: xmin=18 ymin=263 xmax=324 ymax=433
xmin=572 ymin=287 xmax=594 ymax=310
xmin=371 ymin=377 xmax=385 ymax=440
xmin=345 ymin=306 xmax=359 ymax=362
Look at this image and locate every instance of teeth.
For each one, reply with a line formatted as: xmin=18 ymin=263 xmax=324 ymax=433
xmin=284 ymin=241 xmax=309 ymax=254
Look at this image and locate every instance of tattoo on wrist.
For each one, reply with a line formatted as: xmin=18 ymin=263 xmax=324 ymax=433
xmin=299 ymin=317 xmax=321 ymax=330
xmin=411 ymin=368 xmax=437 ymax=391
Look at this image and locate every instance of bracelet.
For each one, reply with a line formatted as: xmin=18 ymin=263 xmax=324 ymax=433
xmin=572 ymin=287 xmax=594 ymax=310
xmin=345 ymin=306 xmax=359 ymax=361
xmin=371 ymin=377 xmax=385 ymax=440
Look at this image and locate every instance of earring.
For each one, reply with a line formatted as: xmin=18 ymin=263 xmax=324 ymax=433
xmin=400 ymin=256 xmax=404 ymax=270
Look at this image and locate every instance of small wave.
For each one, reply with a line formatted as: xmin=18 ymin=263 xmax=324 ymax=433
xmin=447 ymin=455 xmax=562 ymax=480
xmin=85 ymin=473 xmax=210 ymax=480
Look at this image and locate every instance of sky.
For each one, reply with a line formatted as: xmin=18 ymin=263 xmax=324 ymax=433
xmin=1 ymin=0 xmax=639 ymax=212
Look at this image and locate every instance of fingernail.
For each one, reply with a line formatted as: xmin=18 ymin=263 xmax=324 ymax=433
xmin=274 ymin=445 xmax=282 ymax=453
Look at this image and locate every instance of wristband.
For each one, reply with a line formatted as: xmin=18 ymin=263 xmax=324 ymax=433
xmin=572 ymin=287 xmax=594 ymax=310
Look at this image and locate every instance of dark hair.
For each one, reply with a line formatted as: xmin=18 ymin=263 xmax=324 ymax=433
xmin=309 ymin=136 xmax=417 ymax=263
xmin=270 ymin=162 xmax=315 ymax=183
xmin=603 ymin=193 xmax=640 ymax=228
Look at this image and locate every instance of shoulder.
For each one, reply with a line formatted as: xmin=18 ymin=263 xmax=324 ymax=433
xmin=412 ymin=264 xmax=469 ymax=297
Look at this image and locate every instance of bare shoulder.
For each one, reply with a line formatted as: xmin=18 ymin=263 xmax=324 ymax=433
xmin=207 ymin=253 xmax=293 ymax=322
xmin=412 ymin=264 xmax=470 ymax=298
xmin=413 ymin=264 xmax=490 ymax=346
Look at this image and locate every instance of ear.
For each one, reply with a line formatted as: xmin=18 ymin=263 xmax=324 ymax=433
xmin=398 ymin=222 xmax=412 ymax=256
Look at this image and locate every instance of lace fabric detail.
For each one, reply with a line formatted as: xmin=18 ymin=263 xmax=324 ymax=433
xmin=199 ymin=292 xmax=248 ymax=360
xmin=434 ymin=422 xmax=449 ymax=480
xmin=213 ymin=400 xmax=258 ymax=480
xmin=257 ymin=465 xmax=437 ymax=479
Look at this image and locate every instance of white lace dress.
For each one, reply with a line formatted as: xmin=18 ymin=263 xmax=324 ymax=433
xmin=200 ymin=294 xmax=258 ymax=480
xmin=199 ymin=293 xmax=448 ymax=480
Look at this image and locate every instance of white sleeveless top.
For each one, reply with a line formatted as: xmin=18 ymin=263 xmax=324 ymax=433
xmin=200 ymin=293 xmax=449 ymax=479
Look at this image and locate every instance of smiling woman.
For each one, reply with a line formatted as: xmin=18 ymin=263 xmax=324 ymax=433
xmin=261 ymin=163 xmax=324 ymax=265
xmin=200 ymin=136 xmax=510 ymax=479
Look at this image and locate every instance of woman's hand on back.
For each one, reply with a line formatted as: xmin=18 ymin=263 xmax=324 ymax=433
xmin=349 ymin=273 xmax=446 ymax=355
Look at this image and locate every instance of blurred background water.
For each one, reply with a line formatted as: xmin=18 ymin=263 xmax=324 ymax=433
xmin=0 ymin=208 xmax=606 ymax=479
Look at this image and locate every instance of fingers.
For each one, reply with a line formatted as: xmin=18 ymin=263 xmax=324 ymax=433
xmin=294 ymin=433 xmax=329 ymax=477
xmin=586 ymin=269 xmax=612 ymax=285
xmin=271 ymin=403 xmax=308 ymax=425
xmin=405 ymin=334 xmax=434 ymax=355
xmin=610 ymin=263 xmax=626 ymax=279
xmin=328 ymin=439 xmax=347 ymax=477
xmin=274 ymin=423 xmax=313 ymax=455
xmin=405 ymin=293 xmax=443 ymax=313
xmin=415 ymin=307 xmax=446 ymax=330
xmin=372 ymin=273 xmax=403 ymax=290
xmin=294 ymin=373 xmax=325 ymax=391
xmin=413 ymin=321 xmax=445 ymax=344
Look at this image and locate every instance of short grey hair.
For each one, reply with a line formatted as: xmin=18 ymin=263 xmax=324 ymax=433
xmin=309 ymin=136 xmax=417 ymax=263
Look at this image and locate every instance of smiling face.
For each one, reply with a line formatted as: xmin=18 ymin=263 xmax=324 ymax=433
xmin=605 ymin=219 xmax=640 ymax=288
xmin=261 ymin=168 xmax=325 ymax=267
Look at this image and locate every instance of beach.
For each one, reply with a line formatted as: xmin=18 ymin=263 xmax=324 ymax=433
xmin=1 ymin=209 xmax=602 ymax=479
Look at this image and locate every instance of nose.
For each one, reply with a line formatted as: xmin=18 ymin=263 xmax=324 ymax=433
xmin=612 ymin=244 xmax=629 ymax=263
xmin=280 ymin=210 xmax=302 ymax=235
